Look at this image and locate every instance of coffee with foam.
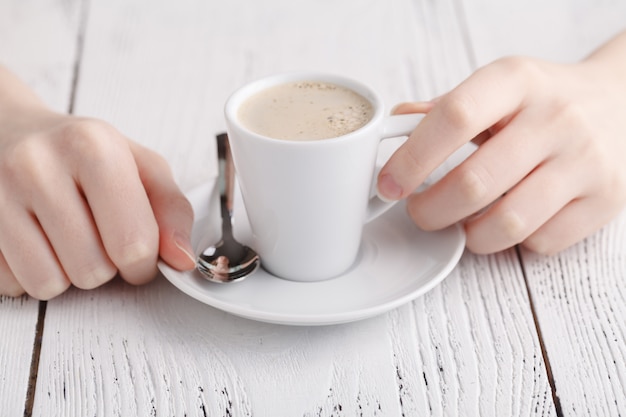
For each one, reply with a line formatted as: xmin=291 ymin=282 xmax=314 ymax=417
xmin=238 ymin=81 xmax=374 ymax=141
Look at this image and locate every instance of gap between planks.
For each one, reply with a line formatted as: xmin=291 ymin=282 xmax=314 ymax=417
xmin=516 ymin=246 xmax=564 ymax=417
xmin=23 ymin=301 xmax=47 ymax=417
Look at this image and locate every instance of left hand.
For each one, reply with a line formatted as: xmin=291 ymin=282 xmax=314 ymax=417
xmin=377 ymin=55 xmax=626 ymax=254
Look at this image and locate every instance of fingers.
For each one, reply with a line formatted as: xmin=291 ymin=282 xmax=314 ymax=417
xmin=0 ymin=251 xmax=24 ymax=298
xmin=463 ymin=153 xmax=593 ymax=253
xmin=31 ymin=175 xmax=117 ymax=290
xmin=130 ymin=142 xmax=196 ymax=271
xmin=66 ymin=121 xmax=195 ymax=281
xmin=405 ymin=106 xmax=558 ymax=231
xmin=70 ymin=121 xmax=160 ymax=285
xmin=378 ymin=58 xmax=532 ymax=200
xmin=391 ymin=101 xmax=435 ymax=115
xmin=0 ymin=204 xmax=70 ymax=300
xmin=522 ymin=197 xmax=622 ymax=254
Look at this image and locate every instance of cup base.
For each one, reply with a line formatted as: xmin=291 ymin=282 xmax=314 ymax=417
xmin=261 ymin=245 xmax=363 ymax=283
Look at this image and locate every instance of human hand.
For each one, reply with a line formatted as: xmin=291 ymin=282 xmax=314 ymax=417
xmin=377 ymin=53 xmax=626 ymax=255
xmin=0 ymin=110 xmax=196 ymax=299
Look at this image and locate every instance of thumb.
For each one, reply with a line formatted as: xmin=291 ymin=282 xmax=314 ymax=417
xmin=130 ymin=142 xmax=196 ymax=271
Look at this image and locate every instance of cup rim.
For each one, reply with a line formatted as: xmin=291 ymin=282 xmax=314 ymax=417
xmin=224 ymin=71 xmax=385 ymax=145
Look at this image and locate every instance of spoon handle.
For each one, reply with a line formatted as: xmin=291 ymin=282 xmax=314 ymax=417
xmin=217 ymin=133 xmax=235 ymax=213
xmin=216 ymin=133 xmax=235 ymax=239
xmin=196 ymin=133 xmax=261 ymax=283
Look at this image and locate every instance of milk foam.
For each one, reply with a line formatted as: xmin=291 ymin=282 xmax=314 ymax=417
xmin=238 ymin=81 xmax=374 ymax=141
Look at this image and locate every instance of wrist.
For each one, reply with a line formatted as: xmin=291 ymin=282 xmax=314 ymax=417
xmin=0 ymin=65 xmax=50 ymax=123
xmin=582 ymin=31 xmax=626 ymax=90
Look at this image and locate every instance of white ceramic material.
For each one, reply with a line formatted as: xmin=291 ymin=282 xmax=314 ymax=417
xmin=158 ymin=182 xmax=465 ymax=326
xmin=224 ymin=72 xmax=424 ymax=281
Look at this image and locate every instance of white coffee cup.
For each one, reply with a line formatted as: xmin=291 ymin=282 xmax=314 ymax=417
xmin=224 ymin=72 xmax=423 ymax=281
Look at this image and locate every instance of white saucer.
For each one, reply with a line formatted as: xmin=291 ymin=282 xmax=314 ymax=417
xmin=158 ymin=181 xmax=465 ymax=326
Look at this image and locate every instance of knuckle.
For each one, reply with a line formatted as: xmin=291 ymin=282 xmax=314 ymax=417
xmin=0 ymin=138 xmax=48 ymax=188
xmin=493 ymin=56 xmax=527 ymax=72
xmin=404 ymin=144 xmax=427 ymax=177
xmin=456 ymin=165 xmax=491 ymax=205
xmin=54 ymin=118 xmax=127 ymax=161
xmin=56 ymin=117 xmax=116 ymax=141
xmin=559 ymin=101 xmax=587 ymax=126
xmin=494 ymin=56 xmax=544 ymax=84
xmin=464 ymin=208 xmax=530 ymax=254
xmin=70 ymin=262 xmax=117 ymax=290
xmin=392 ymin=141 xmax=427 ymax=182
xmin=113 ymin=235 xmax=158 ymax=272
xmin=439 ymin=92 xmax=477 ymax=131
xmin=497 ymin=209 xmax=530 ymax=244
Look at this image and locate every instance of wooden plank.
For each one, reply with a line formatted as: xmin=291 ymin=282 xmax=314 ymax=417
xmin=521 ymin=224 xmax=626 ymax=416
xmin=462 ymin=0 xmax=626 ymax=414
xmin=34 ymin=280 xmax=412 ymax=416
xmin=389 ymin=251 xmax=556 ymax=416
xmin=0 ymin=0 xmax=82 ymax=112
xmin=32 ymin=0 xmax=554 ymax=415
xmin=0 ymin=297 xmax=40 ymax=416
xmin=0 ymin=0 xmax=83 ymax=414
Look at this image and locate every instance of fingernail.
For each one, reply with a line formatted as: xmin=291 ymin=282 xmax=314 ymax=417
xmin=377 ymin=173 xmax=403 ymax=202
xmin=174 ymin=232 xmax=196 ymax=266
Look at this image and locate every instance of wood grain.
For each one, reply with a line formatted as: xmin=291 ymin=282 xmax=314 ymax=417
xmin=521 ymin=213 xmax=626 ymax=416
xmin=390 ymin=251 xmax=556 ymax=416
xmin=463 ymin=1 xmax=626 ymax=414
xmin=0 ymin=297 xmax=39 ymax=416
xmin=1 ymin=0 xmax=622 ymax=415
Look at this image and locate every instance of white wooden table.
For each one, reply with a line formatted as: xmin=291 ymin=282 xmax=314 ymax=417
xmin=1 ymin=0 xmax=625 ymax=415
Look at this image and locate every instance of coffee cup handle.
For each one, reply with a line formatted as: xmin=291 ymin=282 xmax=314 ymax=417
xmin=365 ymin=113 xmax=425 ymax=222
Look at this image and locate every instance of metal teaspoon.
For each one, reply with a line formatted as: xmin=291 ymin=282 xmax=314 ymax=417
xmin=196 ymin=133 xmax=260 ymax=283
